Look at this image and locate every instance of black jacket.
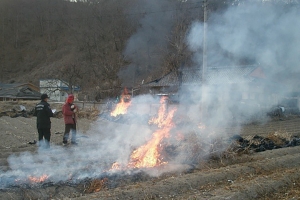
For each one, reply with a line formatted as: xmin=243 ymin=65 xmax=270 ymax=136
xmin=34 ymin=100 xmax=54 ymax=129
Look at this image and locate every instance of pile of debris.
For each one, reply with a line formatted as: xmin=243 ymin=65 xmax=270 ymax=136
xmin=0 ymin=105 xmax=35 ymax=118
xmin=0 ymin=105 xmax=62 ymax=118
xmin=229 ymin=132 xmax=300 ymax=153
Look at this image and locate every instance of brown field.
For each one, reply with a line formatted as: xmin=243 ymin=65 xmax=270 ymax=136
xmin=1 ymin=101 xmax=300 ymax=199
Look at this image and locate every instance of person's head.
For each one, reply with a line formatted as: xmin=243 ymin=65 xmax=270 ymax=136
xmin=66 ymin=94 xmax=74 ymax=103
xmin=41 ymin=94 xmax=49 ymax=102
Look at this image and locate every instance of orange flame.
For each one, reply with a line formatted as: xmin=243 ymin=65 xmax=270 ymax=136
xmin=111 ymin=162 xmax=121 ymax=170
xmin=28 ymin=174 xmax=49 ymax=183
xmin=111 ymin=96 xmax=177 ymax=169
xmin=110 ymin=97 xmax=131 ymax=117
xmin=129 ymin=104 xmax=176 ymax=168
xmin=110 ymin=88 xmax=131 ymax=117
xmin=127 ymin=127 xmax=171 ymax=168
xmin=148 ymin=96 xmax=169 ymax=127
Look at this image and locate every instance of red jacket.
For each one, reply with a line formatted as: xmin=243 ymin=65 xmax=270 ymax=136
xmin=62 ymin=103 xmax=77 ymax=124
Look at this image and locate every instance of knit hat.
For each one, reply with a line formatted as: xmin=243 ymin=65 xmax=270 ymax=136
xmin=66 ymin=94 xmax=74 ymax=103
xmin=41 ymin=93 xmax=49 ymax=100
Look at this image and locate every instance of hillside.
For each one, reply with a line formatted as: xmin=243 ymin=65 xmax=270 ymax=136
xmin=0 ymin=0 xmax=261 ymax=101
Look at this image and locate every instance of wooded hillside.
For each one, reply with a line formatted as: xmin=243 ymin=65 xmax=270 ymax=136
xmin=0 ymin=0 xmax=297 ymax=100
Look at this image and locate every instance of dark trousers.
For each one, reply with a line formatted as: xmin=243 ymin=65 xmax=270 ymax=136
xmin=63 ymin=124 xmax=76 ymax=143
xmin=38 ymin=128 xmax=51 ymax=148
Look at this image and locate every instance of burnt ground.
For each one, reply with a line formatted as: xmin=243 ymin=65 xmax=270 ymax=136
xmin=1 ymin=101 xmax=300 ymax=199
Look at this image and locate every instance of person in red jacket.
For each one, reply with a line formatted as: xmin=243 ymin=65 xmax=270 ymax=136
xmin=62 ymin=94 xmax=78 ymax=145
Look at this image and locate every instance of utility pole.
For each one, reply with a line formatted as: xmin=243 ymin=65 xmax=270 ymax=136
xmin=200 ymin=0 xmax=208 ymax=122
xmin=202 ymin=0 xmax=207 ymax=83
xmin=1 ymin=12 xmax=5 ymax=82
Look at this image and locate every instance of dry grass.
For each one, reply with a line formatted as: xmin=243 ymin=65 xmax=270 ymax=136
xmin=266 ymin=131 xmax=292 ymax=145
xmin=84 ymin=178 xmax=108 ymax=193
xmin=77 ymin=109 xmax=100 ymax=120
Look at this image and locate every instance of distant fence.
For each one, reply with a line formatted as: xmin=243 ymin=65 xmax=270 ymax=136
xmin=49 ymin=101 xmax=107 ymax=112
xmin=75 ymin=101 xmax=106 ymax=110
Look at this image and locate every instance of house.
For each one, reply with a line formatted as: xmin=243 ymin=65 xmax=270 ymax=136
xmin=140 ymin=65 xmax=265 ymax=89
xmin=39 ymin=79 xmax=80 ymax=102
xmin=0 ymin=83 xmax=41 ymax=101
xmin=138 ymin=65 xmax=279 ymax=107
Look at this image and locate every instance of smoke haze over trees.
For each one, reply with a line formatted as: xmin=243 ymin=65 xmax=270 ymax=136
xmin=0 ymin=0 xmax=299 ymax=100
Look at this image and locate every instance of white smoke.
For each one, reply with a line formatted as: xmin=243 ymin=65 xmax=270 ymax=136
xmin=173 ymin=2 xmax=300 ymax=162
xmin=1 ymin=2 xmax=300 ymax=188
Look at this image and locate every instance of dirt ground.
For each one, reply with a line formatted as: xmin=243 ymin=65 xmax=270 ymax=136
xmin=1 ymin=101 xmax=300 ymax=199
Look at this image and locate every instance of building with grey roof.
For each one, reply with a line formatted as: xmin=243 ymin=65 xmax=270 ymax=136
xmin=0 ymin=83 xmax=41 ymax=101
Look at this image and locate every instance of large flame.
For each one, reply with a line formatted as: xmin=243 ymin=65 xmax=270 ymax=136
xmin=129 ymin=97 xmax=176 ymax=168
xmin=127 ymin=126 xmax=172 ymax=168
xmin=111 ymin=96 xmax=177 ymax=169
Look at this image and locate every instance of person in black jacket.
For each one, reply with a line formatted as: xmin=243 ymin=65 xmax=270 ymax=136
xmin=34 ymin=94 xmax=54 ymax=148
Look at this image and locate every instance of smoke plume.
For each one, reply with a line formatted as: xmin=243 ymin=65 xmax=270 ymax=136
xmin=1 ymin=1 xmax=300 ymax=188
